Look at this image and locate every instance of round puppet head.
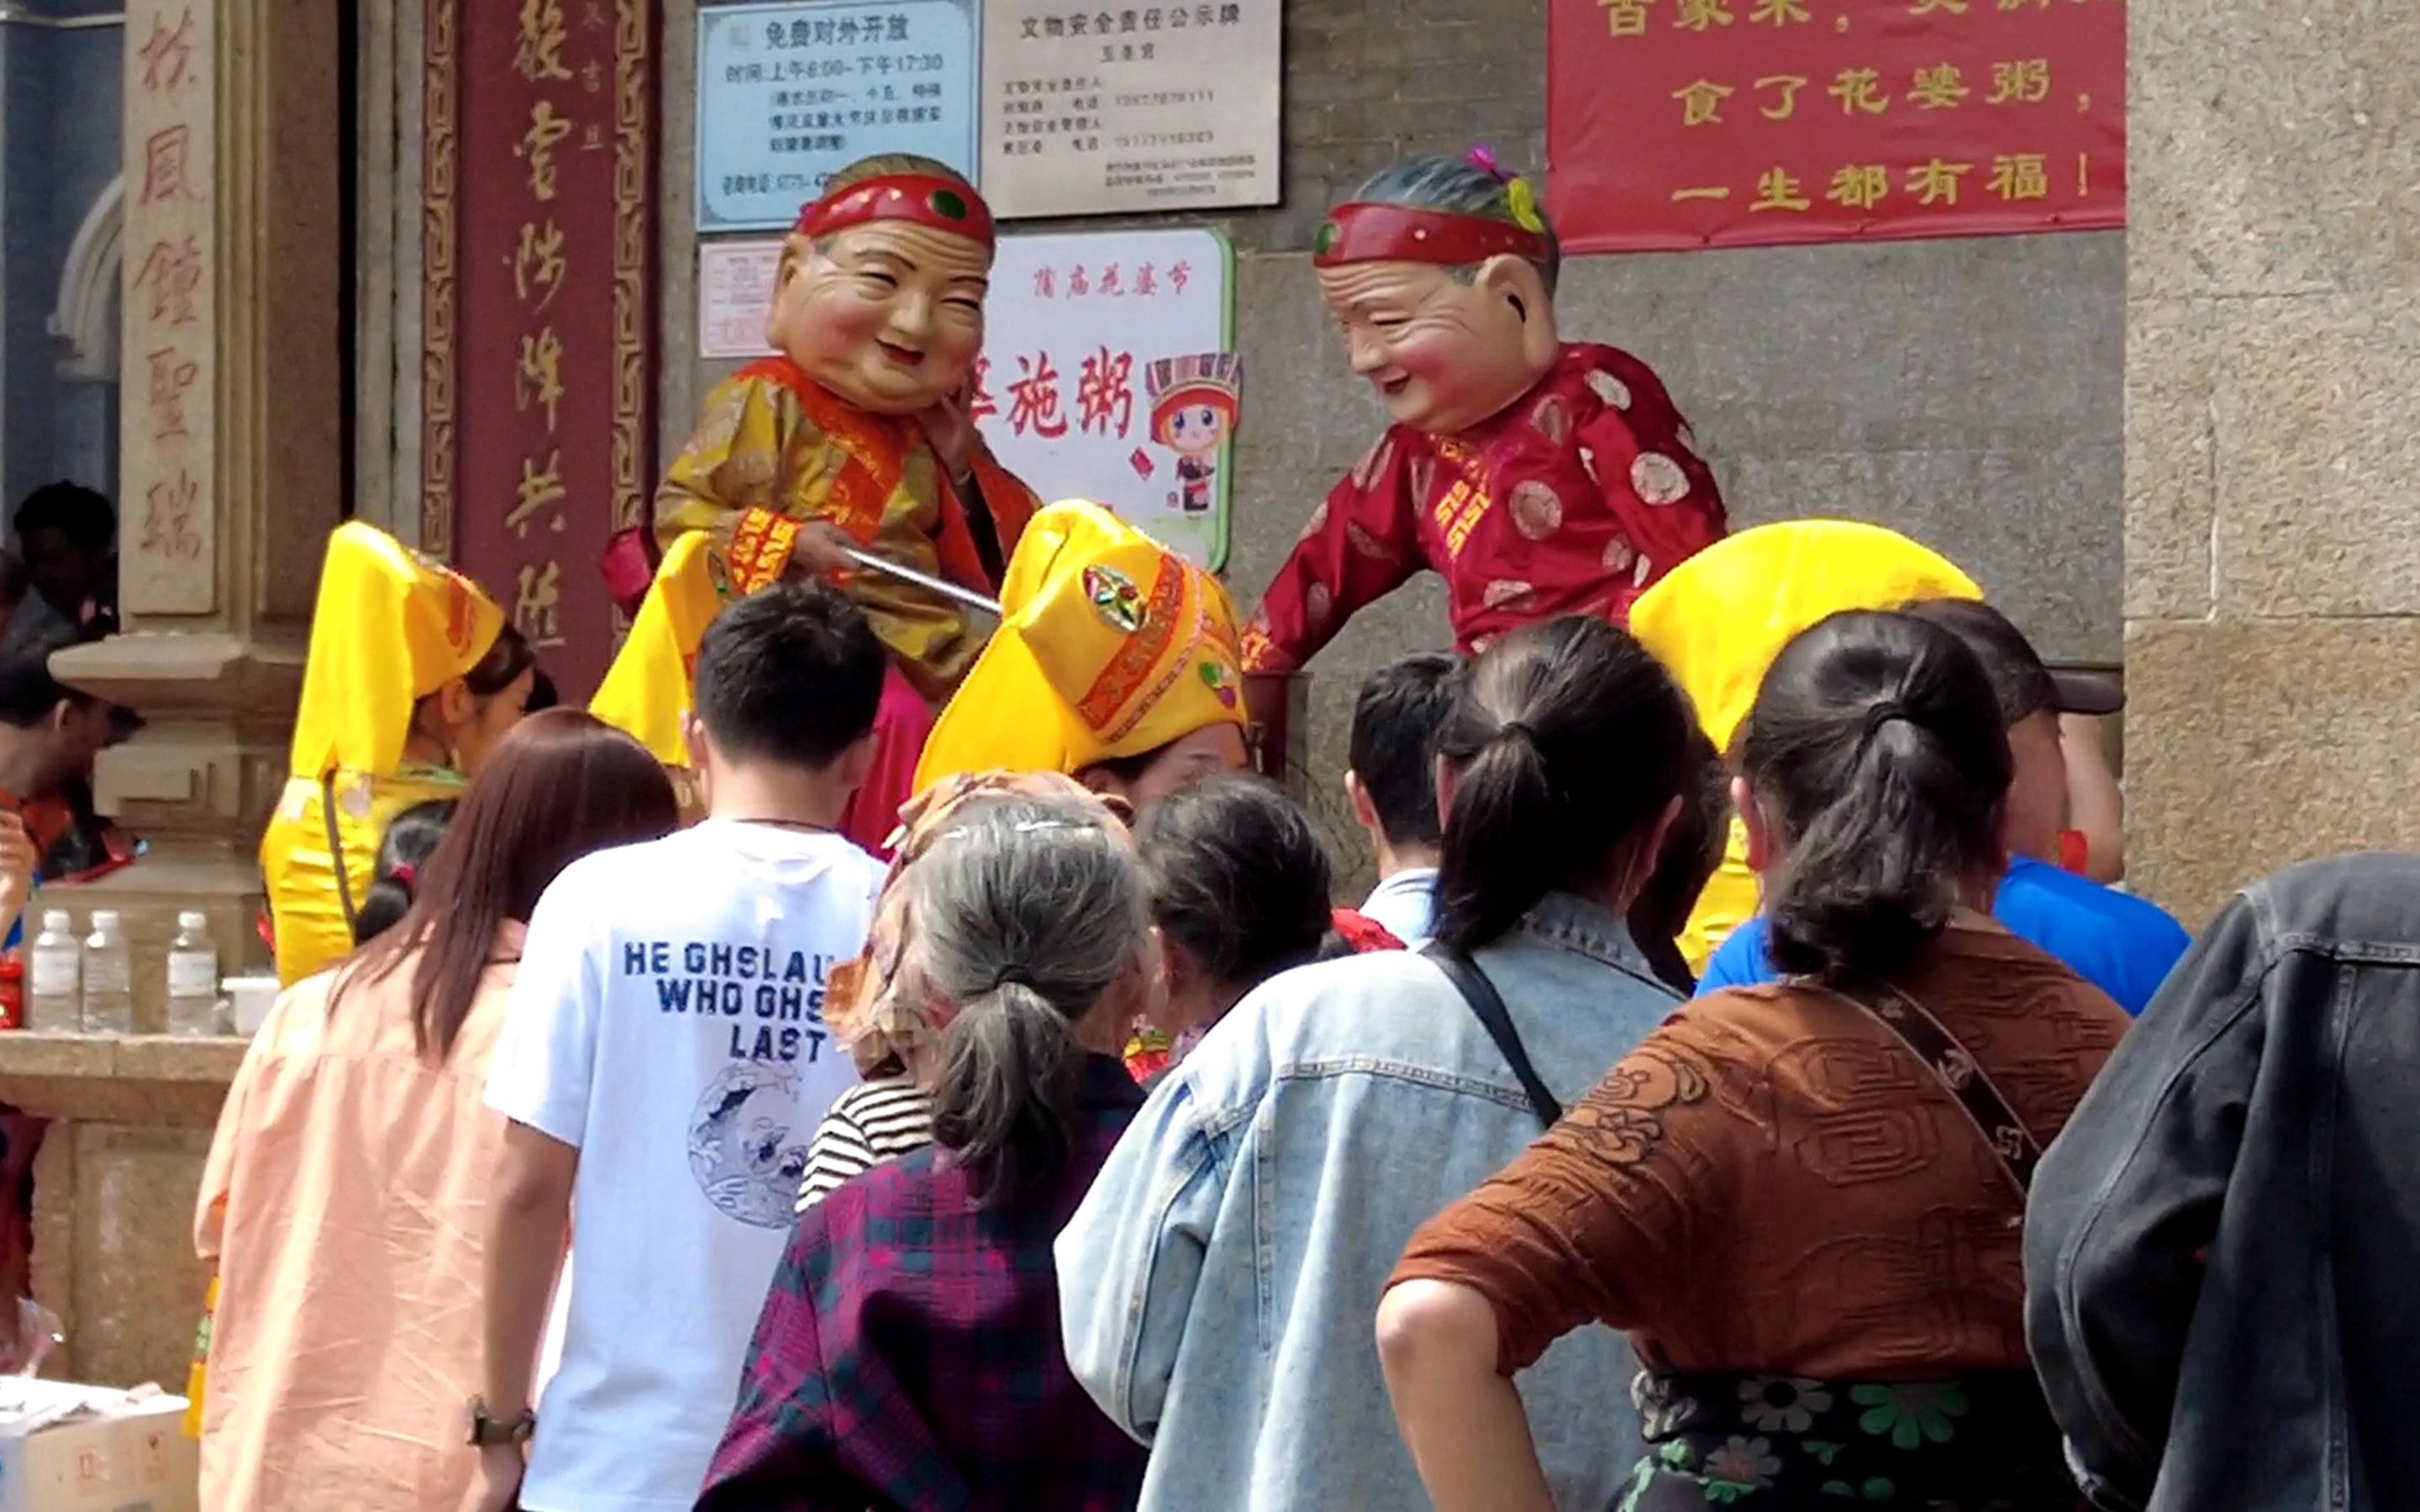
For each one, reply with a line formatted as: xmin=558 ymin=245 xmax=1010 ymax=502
xmin=1311 ymin=152 xmax=1563 ymax=436
xmin=768 ymin=154 xmax=997 ymax=417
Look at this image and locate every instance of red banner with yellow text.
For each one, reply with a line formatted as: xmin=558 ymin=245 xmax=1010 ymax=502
xmin=1546 ymin=0 xmax=2123 ymax=253
xmin=421 ymin=0 xmax=657 ymax=698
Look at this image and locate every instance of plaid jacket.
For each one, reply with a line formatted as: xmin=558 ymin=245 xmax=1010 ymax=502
xmin=697 ymin=1055 xmax=1149 ymax=1511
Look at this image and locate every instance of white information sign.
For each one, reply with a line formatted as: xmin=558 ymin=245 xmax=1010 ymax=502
xmin=698 ymin=241 xmax=786 ymax=360
xmin=685 ymin=226 xmax=1238 ymax=570
xmin=977 ymin=0 xmax=1281 ymax=219
xmin=695 ymin=0 xmax=980 ymax=234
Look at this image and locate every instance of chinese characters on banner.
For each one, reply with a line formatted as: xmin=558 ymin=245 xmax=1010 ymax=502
xmin=695 ymin=0 xmax=977 ymax=232
xmin=122 ymin=0 xmax=216 ymax=615
xmin=1546 ymin=0 xmax=2124 ymax=252
xmin=420 ymin=0 xmax=657 ymax=698
xmin=979 ymin=0 xmax=1279 ymax=218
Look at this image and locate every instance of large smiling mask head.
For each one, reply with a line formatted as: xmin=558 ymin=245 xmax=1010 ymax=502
xmin=767 ymin=155 xmax=997 ymax=417
xmin=1312 ymin=154 xmax=1565 ymax=437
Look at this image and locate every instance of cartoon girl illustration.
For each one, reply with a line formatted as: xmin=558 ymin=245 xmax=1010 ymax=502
xmin=1145 ymin=352 xmax=1242 ymax=515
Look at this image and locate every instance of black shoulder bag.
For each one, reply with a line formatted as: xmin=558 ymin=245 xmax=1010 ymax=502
xmin=1422 ymin=942 xmax=1563 ymax=1128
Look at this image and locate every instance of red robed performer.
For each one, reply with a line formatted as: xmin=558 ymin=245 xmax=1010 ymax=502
xmin=596 ymin=154 xmax=1040 ymax=852
xmin=1239 ymin=150 xmax=1728 ymax=702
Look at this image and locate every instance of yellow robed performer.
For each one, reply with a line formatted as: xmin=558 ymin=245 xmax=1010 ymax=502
xmin=914 ymin=500 xmax=1249 ymax=812
xmin=1627 ymin=519 xmax=1981 ymax=975
xmin=597 ymin=153 xmax=1042 ymax=853
xmin=259 ymin=523 xmax=539 ymax=985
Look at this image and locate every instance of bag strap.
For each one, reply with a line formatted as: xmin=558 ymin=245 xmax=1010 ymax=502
xmin=1817 ymin=977 xmax=2043 ymax=1199
xmin=1423 ymin=943 xmax=1562 ymax=1128
xmin=320 ymin=773 xmax=360 ymax=938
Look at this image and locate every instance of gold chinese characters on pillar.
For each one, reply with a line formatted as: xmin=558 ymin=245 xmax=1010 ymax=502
xmin=121 ymin=0 xmax=216 ymax=614
xmin=420 ymin=0 xmax=657 ymax=698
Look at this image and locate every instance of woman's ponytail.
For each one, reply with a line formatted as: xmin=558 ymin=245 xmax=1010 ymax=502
xmin=929 ymin=978 xmax=1083 ymax=1207
xmin=1743 ymin=611 xmax=2011 ymax=985
xmin=1430 ymin=617 xmax=1695 ymax=954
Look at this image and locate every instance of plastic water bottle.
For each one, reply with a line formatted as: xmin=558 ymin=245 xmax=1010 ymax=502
xmin=26 ymin=912 xmax=78 ymax=1032
xmin=166 ymin=912 xmax=220 ymax=1036
xmin=80 ymin=910 xmax=133 ymax=1035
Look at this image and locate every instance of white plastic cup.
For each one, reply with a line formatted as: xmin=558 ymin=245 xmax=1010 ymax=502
xmin=222 ymin=976 xmax=280 ymax=1037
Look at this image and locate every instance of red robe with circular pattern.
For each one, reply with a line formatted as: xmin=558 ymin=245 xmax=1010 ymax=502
xmin=1239 ymin=343 xmax=1726 ymax=672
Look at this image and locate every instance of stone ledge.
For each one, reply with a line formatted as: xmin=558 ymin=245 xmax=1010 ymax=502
xmin=0 ymin=1034 xmax=245 ymax=1126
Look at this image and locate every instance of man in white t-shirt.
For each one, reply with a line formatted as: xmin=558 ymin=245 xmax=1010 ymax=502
xmin=1344 ymin=651 xmax=1460 ymax=947
xmin=467 ymin=581 xmax=890 ymax=1512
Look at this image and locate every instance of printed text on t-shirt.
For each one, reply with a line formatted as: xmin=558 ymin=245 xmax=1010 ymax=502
xmin=623 ymin=939 xmax=840 ymax=1066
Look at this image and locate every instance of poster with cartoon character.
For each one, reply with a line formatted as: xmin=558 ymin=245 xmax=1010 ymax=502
xmin=972 ymin=227 xmax=1238 ymax=570
xmin=691 ymin=224 xmax=1240 ymax=567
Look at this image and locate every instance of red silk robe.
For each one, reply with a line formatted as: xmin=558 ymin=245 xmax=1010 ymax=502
xmin=1240 ymin=344 xmax=1726 ymax=672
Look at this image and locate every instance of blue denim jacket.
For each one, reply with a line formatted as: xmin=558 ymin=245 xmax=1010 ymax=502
xmin=1057 ymin=893 xmax=1677 ymax=1511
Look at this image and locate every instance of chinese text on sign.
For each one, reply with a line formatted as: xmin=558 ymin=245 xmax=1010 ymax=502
xmin=979 ymin=0 xmax=1280 ymax=218
xmin=1546 ymin=0 xmax=2123 ymax=252
xmin=696 ymin=0 xmax=978 ymax=233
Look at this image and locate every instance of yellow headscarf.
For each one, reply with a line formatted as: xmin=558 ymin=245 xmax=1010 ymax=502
xmin=913 ymin=501 xmax=1245 ymax=793
xmin=1627 ymin=519 xmax=1982 ymax=974
xmin=265 ymin=522 xmax=508 ymax=986
xmin=588 ymin=531 xmax=741 ymax=768
xmin=287 ymin=522 xmax=507 ymax=780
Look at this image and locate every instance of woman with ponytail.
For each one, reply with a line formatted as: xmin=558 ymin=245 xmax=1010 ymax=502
xmin=1379 ymin=609 xmax=2130 ymax=1512
xmin=1058 ymin=616 xmax=1698 ymax=1512
xmin=701 ymin=793 xmax=1161 ymax=1510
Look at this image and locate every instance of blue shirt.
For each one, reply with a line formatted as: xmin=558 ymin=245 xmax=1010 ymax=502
xmin=1697 ymin=856 xmax=2191 ymax=1015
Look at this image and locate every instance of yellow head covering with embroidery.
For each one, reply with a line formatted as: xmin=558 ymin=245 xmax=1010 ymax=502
xmin=264 ymin=522 xmax=508 ymax=986
xmin=589 ymin=531 xmax=739 ymax=769
xmin=1627 ymin=519 xmax=1982 ymax=975
xmin=914 ymin=501 xmax=1245 ymax=793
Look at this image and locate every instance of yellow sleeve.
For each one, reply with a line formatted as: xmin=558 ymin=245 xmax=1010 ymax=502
xmin=655 ymin=374 xmax=833 ymax=596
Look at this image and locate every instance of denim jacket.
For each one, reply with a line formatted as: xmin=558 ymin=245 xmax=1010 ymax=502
xmin=2026 ymin=853 xmax=2420 ymax=1511
xmin=1057 ymin=893 xmax=1677 ymax=1511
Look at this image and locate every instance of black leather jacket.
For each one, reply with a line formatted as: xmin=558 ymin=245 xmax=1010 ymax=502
xmin=2026 ymin=853 xmax=2420 ymax=1511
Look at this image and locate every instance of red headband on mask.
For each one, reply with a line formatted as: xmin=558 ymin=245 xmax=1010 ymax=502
xmin=794 ymin=174 xmax=997 ymax=249
xmin=1310 ymin=202 xmax=1549 ymax=269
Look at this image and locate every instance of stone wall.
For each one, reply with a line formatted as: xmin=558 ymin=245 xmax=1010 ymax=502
xmin=661 ymin=0 xmax=2125 ymax=884
xmin=2123 ymin=0 xmax=2420 ymax=922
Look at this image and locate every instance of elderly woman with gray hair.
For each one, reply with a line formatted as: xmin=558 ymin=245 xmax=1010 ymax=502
xmin=700 ymin=790 xmax=1163 ymax=1510
xmin=795 ymin=769 xmax=1118 ymax=1211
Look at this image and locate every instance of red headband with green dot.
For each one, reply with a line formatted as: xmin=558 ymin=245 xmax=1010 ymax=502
xmin=794 ymin=174 xmax=996 ymax=249
xmin=1311 ymin=202 xmax=1549 ymax=268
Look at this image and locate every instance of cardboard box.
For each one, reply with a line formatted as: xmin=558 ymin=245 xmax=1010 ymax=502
xmin=0 ymin=1380 xmax=196 ymax=1512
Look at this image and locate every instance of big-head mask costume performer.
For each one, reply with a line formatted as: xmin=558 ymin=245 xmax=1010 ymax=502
xmin=1240 ymin=151 xmax=1727 ymax=688
xmin=597 ymin=153 xmax=1041 ymax=852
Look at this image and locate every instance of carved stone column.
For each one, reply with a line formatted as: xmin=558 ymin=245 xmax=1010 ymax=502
xmin=50 ymin=0 xmax=345 ymax=1016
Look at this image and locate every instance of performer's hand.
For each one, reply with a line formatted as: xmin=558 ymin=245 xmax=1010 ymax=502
xmin=913 ymin=379 xmax=981 ymax=485
xmin=786 ymin=522 xmax=862 ymax=578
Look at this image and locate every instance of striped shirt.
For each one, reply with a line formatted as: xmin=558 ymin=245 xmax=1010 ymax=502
xmin=795 ymin=1075 xmax=933 ymax=1212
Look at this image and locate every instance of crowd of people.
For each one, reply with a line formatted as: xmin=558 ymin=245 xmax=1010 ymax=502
xmin=32 ymin=143 xmax=2387 ymax=1512
xmin=150 ymin=492 xmax=2399 ymax=1512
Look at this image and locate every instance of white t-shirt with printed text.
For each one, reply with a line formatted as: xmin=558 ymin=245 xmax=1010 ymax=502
xmin=486 ymin=821 xmax=881 ymax=1512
